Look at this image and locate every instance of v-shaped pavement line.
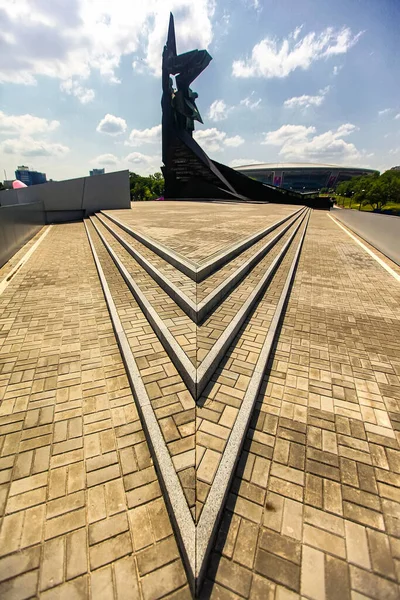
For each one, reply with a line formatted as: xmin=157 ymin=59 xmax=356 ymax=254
xmin=97 ymin=208 xmax=306 ymax=324
xmin=91 ymin=209 xmax=308 ymax=401
xmin=101 ymin=206 xmax=304 ymax=284
xmin=85 ymin=210 xmax=310 ymax=596
xmin=85 ymin=221 xmax=197 ymax=587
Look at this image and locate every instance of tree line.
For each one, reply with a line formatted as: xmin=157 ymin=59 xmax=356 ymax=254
xmin=129 ymin=172 xmax=164 ymax=201
xmin=335 ymin=169 xmax=400 ymax=212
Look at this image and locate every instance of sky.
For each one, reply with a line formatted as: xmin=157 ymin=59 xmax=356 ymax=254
xmin=0 ymin=0 xmax=399 ymax=181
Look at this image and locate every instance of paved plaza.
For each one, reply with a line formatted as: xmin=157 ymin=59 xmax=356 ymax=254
xmin=0 ymin=201 xmax=400 ymax=599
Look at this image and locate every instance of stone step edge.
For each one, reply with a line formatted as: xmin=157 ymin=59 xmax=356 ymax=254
xmin=96 ymin=207 xmax=306 ymax=325
xmin=89 ymin=216 xmax=197 ymax=399
xmin=196 ymin=206 xmax=306 ymax=281
xmin=195 ymin=208 xmax=311 ymax=592
xmin=90 ymin=210 xmax=307 ymax=402
xmin=196 ymin=209 xmax=310 ymax=400
xmin=101 ymin=206 xmax=305 ymax=282
xmin=84 ymin=219 xmax=196 ymax=593
xmin=196 ymin=207 xmax=307 ymax=323
xmin=95 ymin=212 xmax=198 ymax=322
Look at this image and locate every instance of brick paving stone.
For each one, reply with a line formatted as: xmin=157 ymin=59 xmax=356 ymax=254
xmin=0 ymin=222 xmax=188 ymax=599
xmin=205 ymin=211 xmax=400 ymax=599
xmin=2 ymin=204 xmax=400 ymax=600
xmin=105 ymin=202 xmax=298 ymax=264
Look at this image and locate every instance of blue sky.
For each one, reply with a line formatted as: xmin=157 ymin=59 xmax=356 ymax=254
xmin=0 ymin=0 xmax=399 ymax=181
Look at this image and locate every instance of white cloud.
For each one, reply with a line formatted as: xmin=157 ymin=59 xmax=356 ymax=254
xmin=0 ymin=111 xmax=59 ymax=135
xmin=126 ymin=125 xmax=162 ymax=147
xmin=224 ymin=135 xmax=244 ymax=147
xmin=395 ymin=114 xmax=400 ymax=120
xmin=126 ymin=152 xmax=153 ymax=164
xmin=332 ymin=65 xmax=342 ymax=76
xmin=230 ymin=158 xmax=264 ymax=167
xmin=125 ymin=151 xmax=161 ymax=175
xmin=245 ymin=0 xmax=261 ymax=12
xmin=60 ymin=79 xmax=95 ymax=104
xmin=262 ymin=122 xmax=364 ymax=163
xmin=208 ymin=100 xmax=232 ymax=122
xmin=232 ymin=26 xmax=363 ymax=78
xmin=0 ymin=137 xmax=69 ymax=157
xmin=378 ymin=108 xmax=391 ymax=116
xmin=284 ymin=86 xmax=330 ymax=109
xmin=0 ymin=0 xmax=214 ymax=85
xmin=96 ymin=114 xmax=127 ymax=136
xmin=194 ymin=128 xmax=226 ymax=152
xmin=90 ymin=153 xmax=119 ymax=166
xmin=194 ymin=128 xmax=244 ymax=152
xmin=240 ymin=93 xmax=262 ymax=110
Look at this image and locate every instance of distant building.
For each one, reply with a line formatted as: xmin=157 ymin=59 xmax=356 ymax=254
xmin=15 ymin=166 xmax=47 ymax=186
xmin=90 ymin=168 xmax=105 ymax=176
xmin=234 ymin=162 xmax=379 ymax=193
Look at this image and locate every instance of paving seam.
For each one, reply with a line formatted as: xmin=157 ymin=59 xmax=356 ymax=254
xmin=95 ymin=213 xmax=198 ymax=322
xmin=0 ymin=225 xmax=52 ymax=297
xmin=84 ymin=219 xmax=196 ymax=592
xmin=195 ymin=208 xmax=311 ymax=591
xmin=197 ymin=207 xmax=307 ymax=322
xmin=328 ymin=213 xmax=400 ymax=282
xmin=196 ymin=210 xmax=309 ymax=399
xmin=89 ymin=216 xmax=197 ymax=398
xmin=102 ymin=207 xmax=304 ymax=282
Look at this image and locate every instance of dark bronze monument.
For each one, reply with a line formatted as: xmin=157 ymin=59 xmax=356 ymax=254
xmin=161 ymin=13 xmax=330 ymax=208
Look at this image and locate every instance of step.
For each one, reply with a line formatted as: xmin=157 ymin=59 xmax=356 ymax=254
xmin=96 ymin=212 xmax=197 ymax=321
xmin=101 ymin=206 xmax=304 ymax=282
xmin=195 ymin=212 xmax=310 ymax=517
xmin=196 ymin=211 xmax=309 ymax=397
xmin=85 ymin=207 xmax=310 ymax=592
xmin=91 ymin=210 xmax=308 ymax=401
xmin=98 ymin=207 xmax=306 ymax=324
xmin=90 ymin=215 xmax=197 ymax=398
xmin=85 ymin=219 xmax=197 ymax=521
xmin=195 ymin=209 xmax=310 ymax=589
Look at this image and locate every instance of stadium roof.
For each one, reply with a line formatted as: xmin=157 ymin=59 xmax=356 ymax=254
xmin=235 ymin=162 xmax=377 ymax=171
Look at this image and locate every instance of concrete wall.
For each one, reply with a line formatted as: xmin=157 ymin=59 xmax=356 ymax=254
xmin=0 ymin=189 xmax=19 ymax=206
xmin=0 ymin=170 xmax=130 ymax=222
xmin=0 ymin=201 xmax=45 ymax=269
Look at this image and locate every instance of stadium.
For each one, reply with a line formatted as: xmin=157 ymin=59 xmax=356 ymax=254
xmin=234 ymin=162 xmax=378 ymax=193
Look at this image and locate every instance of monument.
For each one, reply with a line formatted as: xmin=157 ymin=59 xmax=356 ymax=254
xmin=161 ymin=13 xmax=330 ymax=207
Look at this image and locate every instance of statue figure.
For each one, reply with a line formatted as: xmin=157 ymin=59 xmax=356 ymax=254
xmin=162 ymin=13 xmax=212 ymax=156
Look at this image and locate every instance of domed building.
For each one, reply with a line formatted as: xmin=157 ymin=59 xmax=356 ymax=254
xmin=234 ymin=162 xmax=378 ymax=193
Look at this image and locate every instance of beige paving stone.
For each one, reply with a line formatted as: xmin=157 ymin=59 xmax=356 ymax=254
xmin=301 ymin=545 xmax=325 ymax=600
xmin=0 ymin=223 xmax=189 ymax=599
xmin=2 ymin=204 xmax=400 ymax=599
xmin=141 ymin=560 xmax=187 ymax=600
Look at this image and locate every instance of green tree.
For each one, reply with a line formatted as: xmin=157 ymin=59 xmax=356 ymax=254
xmin=129 ymin=171 xmax=165 ymax=201
xmin=364 ymin=171 xmax=400 ymax=211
